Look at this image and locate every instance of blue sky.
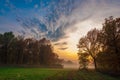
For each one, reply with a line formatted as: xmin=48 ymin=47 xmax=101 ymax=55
xmin=0 ymin=0 xmax=119 ymax=40
xmin=0 ymin=0 xmax=120 ymax=61
xmin=0 ymin=0 xmax=81 ymax=40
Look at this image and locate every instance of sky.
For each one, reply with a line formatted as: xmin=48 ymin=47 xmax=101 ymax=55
xmin=0 ymin=0 xmax=120 ymax=64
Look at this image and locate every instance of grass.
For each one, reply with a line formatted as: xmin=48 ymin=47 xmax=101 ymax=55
xmin=0 ymin=67 xmax=68 ymax=80
xmin=48 ymin=69 xmax=120 ymax=80
xmin=0 ymin=67 xmax=119 ymax=80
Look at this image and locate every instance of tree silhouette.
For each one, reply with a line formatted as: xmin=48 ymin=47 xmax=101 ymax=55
xmin=77 ymin=28 xmax=100 ymax=70
xmin=0 ymin=32 xmax=15 ymax=64
xmin=78 ymin=16 xmax=120 ymax=75
xmin=78 ymin=51 xmax=89 ymax=69
xmin=96 ymin=16 xmax=120 ymax=74
xmin=0 ymin=33 xmax=63 ymax=68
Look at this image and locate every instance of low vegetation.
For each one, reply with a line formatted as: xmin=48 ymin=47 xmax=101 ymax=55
xmin=0 ymin=67 xmax=119 ymax=80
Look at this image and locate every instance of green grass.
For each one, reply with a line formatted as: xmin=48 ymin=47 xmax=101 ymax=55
xmin=48 ymin=69 xmax=120 ymax=80
xmin=74 ymin=70 xmax=120 ymax=80
xmin=0 ymin=67 xmax=119 ymax=80
xmin=0 ymin=67 xmax=68 ymax=80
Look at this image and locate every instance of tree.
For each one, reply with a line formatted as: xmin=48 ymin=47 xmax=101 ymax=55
xmin=7 ymin=37 xmax=18 ymax=64
xmin=0 ymin=32 xmax=63 ymax=68
xmin=101 ymin=16 xmax=120 ymax=54
xmin=38 ymin=38 xmax=62 ymax=66
xmin=77 ymin=28 xmax=101 ymax=70
xmin=0 ymin=33 xmax=4 ymax=64
xmin=96 ymin=16 xmax=120 ymax=73
xmin=0 ymin=32 xmax=15 ymax=64
xmin=78 ymin=51 xmax=89 ymax=69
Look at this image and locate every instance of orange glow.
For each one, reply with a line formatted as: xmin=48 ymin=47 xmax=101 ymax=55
xmin=54 ymin=46 xmax=78 ymax=64
xmin=53 ymin=20 xmax=102 ymax=64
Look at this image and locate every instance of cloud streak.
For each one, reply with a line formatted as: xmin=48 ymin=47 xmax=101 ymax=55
xmin=58 ymin=47 xmax=68 ymax=50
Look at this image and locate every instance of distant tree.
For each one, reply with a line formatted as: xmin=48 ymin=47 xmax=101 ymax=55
xmin=39 ymin=42 xmax=53 ymax=65
xmin=38 ymin=38 xmax=62 ymax=66
xmin=78 ymin=51 xmax=89 ymax=69
xmin=23 ymin=38 xmax=40 ymax=64
xmin=16 ymin=37 xmax=26 ymax=64
xmin=0 ymin=33 xmax=4 ymax=64
xmin=0 ymin=32 xmax=63 ymax=68
xmin=0 ymin=32 xmax=15 ymax=64
xmin=7 ymin=36 xmax=25 ymax=64
xmin=31 ymin=40 xmax=40 ymax=64
xmin=78 ymin=28 xmax=101 ymax=70
xmin=7 ymin=37 xmax=18 ymax=64
xmin=63 ymin=60 xmax=74 ymax=64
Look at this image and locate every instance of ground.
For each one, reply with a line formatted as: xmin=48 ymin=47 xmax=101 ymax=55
xmin=0 ymin=67 xmax=119 ymax=80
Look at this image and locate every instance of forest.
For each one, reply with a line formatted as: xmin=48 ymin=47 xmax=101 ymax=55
xmin=0 ymin=34 xmax=63 ymax=68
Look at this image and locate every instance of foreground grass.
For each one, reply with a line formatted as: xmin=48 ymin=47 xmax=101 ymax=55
xmin=0 ymin=67 xmax=119 ymax=80
xmin=0 ymin=67 xmax=69 ymax=80
xmin=48 ymin=69 xmax=120 ymax=80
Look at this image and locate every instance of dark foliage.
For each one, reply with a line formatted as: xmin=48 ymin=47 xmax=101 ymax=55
xmin=78 ymin=16 xmax=120 ymax=75
xmin=96 ymin=16 xmax=120 ymax=75
xmin=0 ymin=32 xmax=63 ymax=68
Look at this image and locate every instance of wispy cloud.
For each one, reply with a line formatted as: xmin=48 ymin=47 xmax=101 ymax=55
xmin=54 ymin=42 xmax=67 ymax=46
xmin=58 ymin=47 xmax=68 ymax=50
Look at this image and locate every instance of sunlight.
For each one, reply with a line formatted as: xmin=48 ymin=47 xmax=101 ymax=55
xmin=53 ymin=20 xmax=102 ymax=64
xmin=65 ymin=20 xmax=99 ymax=53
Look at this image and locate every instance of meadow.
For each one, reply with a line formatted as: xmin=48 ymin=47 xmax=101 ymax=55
xmin=0 ymin=67 xmax=119 ymax=80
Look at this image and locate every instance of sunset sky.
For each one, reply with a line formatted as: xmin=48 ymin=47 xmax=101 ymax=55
xmin=0 ymin=0 xmax=120 ymax=64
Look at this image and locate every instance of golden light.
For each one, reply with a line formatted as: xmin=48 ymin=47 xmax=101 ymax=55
xmin=53 ymin=20 xmax=102 ymax=64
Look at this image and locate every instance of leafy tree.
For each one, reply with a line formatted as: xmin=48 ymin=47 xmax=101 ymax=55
xmin=0 ymin=33 xmax=4 ymax=64
xmin=78 ymin=51 xmax=89 ymax=69
xmin=0 ymin=32 xmax=15 ymax=64
xmin=78 ymin=28 xmax=101 ymax=70
xmin=96 ymin=16 xmax=120 ymax=73
xmin=0 ymin=34 xmax=63 ymax=68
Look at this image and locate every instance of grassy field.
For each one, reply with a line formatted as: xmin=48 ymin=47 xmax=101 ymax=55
xmin=0 ymin=67 xmax=119 ymax=80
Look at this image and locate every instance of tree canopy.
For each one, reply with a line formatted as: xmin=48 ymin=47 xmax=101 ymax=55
xmin=0 ymin=32 xmax=63 ymax=68
xmin=77 ymin=16 xmax=120 ymax=75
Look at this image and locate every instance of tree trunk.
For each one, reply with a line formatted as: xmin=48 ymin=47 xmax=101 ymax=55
xmin=93 ymin=58 xmax=97 ymax=70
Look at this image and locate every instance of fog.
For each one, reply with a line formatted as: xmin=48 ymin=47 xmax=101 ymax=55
xmin=63 ymin=63 xmax=94 ymax=69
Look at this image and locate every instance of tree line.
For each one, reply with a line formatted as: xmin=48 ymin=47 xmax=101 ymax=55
xmin=0 ymin=33 xmax=63 ymax=68
xmin=77 ymin=16 xmax=120 ymax=75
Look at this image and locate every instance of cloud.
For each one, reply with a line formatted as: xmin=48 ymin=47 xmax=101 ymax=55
xmin=0 ymin=0 xmax=120 ymax=42
xmin=58 ymin=47 xmax=68 ymax=50
xmin=52 ymin=0 xmax=120 ymax=54
xmin=10 ymin=0 xmax=81 ymax=40
xmin=34 ymin=4 xmax=38 ymax=8
xmin=54 ymin=42 xmax=67 ymax=46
